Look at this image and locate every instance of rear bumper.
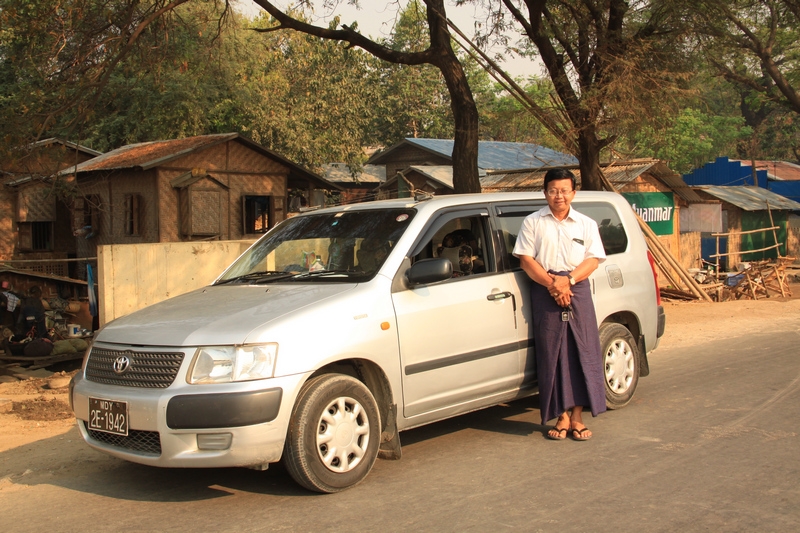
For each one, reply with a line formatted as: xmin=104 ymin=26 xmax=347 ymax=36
xmin=656 ymin=305 xmax=666 ymax=338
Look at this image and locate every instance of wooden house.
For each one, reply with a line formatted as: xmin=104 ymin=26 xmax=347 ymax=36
xmin=0 ymin=138 xmax=102 ymax=276
xmin=60 ymin=133 xmax=337 ymax=264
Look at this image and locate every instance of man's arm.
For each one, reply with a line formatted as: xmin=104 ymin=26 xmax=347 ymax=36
xmin=519 ymin=255 xmax=572 ymax=307
xmin=569 ymin=257 xmax=600 ymax=283
xmin=519 ymin=255 xmax=554 ymax=287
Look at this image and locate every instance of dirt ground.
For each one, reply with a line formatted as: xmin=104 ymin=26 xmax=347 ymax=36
xmin=1 ymin=285 xmax=799 ymax=459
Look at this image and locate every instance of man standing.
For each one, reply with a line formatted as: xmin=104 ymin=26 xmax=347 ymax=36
xmin=513 ymin=169 xmax=607 ymax=440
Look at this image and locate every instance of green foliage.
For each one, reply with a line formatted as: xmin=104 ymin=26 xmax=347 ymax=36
xmin=632 ymin=108 xmax=751 ymax=173
xmin=370 ymin=0 xmax=455 ymax=143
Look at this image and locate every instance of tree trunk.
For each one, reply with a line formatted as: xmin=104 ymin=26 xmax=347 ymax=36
xmin=439 ymin=55 xmax=480 ymax=193
xmin=576 ymin=126 xmax=605 ymax=191
xmin=426 ymin=0 xmax=481 ymax=194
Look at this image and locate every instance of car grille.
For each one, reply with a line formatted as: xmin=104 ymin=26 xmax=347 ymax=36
xmin=85 ymin=348 xmax=185 ymax=388
xmin=84 ymin=422 xmax=162 ymax=456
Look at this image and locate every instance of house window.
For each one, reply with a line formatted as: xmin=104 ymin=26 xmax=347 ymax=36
xmin=125 ymin=194 xmax=142 ymax=236
xmin=18 ymin=222 xmax=53 ymax=251
xmin=243 ymin=195 xmax=271 ymax=234
xmin=79 ymin=195 xmax=101 ymax=238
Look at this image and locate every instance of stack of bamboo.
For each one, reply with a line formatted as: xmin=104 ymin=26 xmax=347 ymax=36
xmin=723 ymin=257 xmax=794 ymax=300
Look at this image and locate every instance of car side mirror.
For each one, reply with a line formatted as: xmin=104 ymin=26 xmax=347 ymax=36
xmin=406 ymin=258 xmax=452 ymax=285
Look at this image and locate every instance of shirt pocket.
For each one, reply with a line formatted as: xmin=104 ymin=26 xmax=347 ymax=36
xmin=569 ymin=239 xmax=587 ymax=266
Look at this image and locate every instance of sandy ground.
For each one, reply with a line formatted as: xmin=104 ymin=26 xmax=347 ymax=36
xmin=1 ymin=287 xmax=798 ymax=462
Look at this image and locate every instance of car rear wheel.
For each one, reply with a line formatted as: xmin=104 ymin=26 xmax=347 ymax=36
xmin=283 ymin=374 xmax=381 ymax=493
xmin=600 ymin=323 xmax=639 ymax=409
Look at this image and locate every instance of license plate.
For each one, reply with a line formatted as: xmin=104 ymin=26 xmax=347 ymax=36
xmin=88 ymin=397 xmax=129 ymax=436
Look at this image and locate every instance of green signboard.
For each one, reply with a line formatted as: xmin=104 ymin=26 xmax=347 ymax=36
xmin=621 ymin=192 xmax=675 ymax=235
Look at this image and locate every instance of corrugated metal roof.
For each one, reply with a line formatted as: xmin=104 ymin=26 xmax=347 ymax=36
xmin=31 ymin=137 xmax=102 ymax=157
xmin=407 ymin=165 xmax=457 ymax=188
xmin=378 ymin=165 xmax=460 ymax=190
xmin=63 ymin=133 xmax=238 ymax=173
xmin=57 ymin=133 xmax=340 ymax=191
xmin=731 ymin=160 xmax=800 ymax=181
xmin=481 ymin=161 xmax=658 ymax=191
xmin=324 ymin=163 xmax=385 ymax=184
xmin=369 ymin=138 xmax=578 ymax=170
xmin=697 ymin=185 xmax=800 ymax=211
xmin=650 ymin=169 xmax=705 ymax=203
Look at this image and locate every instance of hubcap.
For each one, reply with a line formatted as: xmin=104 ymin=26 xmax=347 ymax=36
xmin=316 ymin=396 xmax=370 ymax=473
xmin=605 ymin=338 xmax=634 ymax=394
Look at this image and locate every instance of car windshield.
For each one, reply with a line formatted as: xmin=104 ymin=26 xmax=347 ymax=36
xmin=216 ymin=208 xmax=416 ymax=284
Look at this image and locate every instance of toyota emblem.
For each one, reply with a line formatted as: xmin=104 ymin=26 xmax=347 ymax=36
xmin=113 ymin=355 xmax=131 ymax=374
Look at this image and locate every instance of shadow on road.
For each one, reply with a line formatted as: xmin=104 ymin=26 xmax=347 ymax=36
xmin=1 ymin=394 xmax=547 ymax=500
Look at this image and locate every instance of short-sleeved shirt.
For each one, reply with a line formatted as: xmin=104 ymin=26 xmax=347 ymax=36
xmin=512 ymin=205 xmax=606 ymax=272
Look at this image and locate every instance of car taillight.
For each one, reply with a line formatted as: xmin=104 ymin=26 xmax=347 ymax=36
xmin=646 ymin=250 xmax=661 ymax=306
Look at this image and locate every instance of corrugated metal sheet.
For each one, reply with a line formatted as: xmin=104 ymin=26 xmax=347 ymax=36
xmin=324 ymin=163 xmax=386 ymax=184
xmin=481 ymin=161 xmax=658 ymax=191
xmin=697 ymin=185 xmax=800 ymax=211
xmin=378 ymin=165 xmax=459 ymax=190
xmin=64 ymin=133 xmax=237 ymax=172
xmin=371 ymin=138 xmax=578 ymax=170
xmin=30 ymin=138 xmax=102 ymax=157
xmin=731 ymin=160 xmax=800 ymax=181
xmin=58 ymin=133 xmax=339 ymax=191
xmin=651 ymin=170 xmax=705 ymax=203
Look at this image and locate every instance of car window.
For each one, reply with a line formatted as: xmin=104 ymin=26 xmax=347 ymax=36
xmin=217 ymin=208 xmax=416 ymax=283
xmin=411 ymin=214 xmax=492 ymax=279
xmin=494 ymin=201 xmax=629 ymax=270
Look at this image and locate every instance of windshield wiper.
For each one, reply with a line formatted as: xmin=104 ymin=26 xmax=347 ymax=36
xmin=291 ymin=269 xmax=365 ymax=280
xmin=215 ymin=271 xmax=298 ymax=285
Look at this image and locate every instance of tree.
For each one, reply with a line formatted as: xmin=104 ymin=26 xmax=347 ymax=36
xmin=251 ymin=0 xmax=483 ymax=193
xmin=0 ymin=0 xmax=194 ymax=160
xmin=685 ymin=0 xmax=800 ymax=116
xmin=371 ymin=0 xmax=456 ymax=143
xmin=472 ymin=1 xmax=689 ymax=190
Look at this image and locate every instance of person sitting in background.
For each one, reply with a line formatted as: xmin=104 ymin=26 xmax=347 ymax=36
xmin=17 ymin=285 xmax=49 ymax=339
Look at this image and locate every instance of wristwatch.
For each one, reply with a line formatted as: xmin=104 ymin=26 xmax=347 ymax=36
xmin=567 ymin=274 xmax=576 ymax=286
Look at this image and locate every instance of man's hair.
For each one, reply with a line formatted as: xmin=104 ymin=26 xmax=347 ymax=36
xmin=543 ymin=168 xmax=577 ymax=191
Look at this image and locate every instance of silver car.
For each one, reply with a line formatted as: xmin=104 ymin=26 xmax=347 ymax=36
xmin=70 ymin=192 xmax=664 ymax=492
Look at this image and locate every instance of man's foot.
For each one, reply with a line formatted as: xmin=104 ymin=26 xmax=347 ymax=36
xmin=570 ymin=424 xmax=592 ymax=441
xmin=546 ymin=414 xmax=571 ymax=440
xmin=546 ymin=427 xmax=568 ymax=440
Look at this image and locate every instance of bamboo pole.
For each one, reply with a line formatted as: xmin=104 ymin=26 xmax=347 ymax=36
xmin=596 ymin=171 xmax=713 ymax=301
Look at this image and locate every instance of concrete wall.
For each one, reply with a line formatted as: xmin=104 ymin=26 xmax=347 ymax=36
xmin=97 ymin=239 xmax=255 ymax=326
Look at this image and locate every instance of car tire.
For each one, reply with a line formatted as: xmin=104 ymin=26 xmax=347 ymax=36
xmin=283 ymin=373 xmax=381 ymax=493
xmin=600 ymin=323 xmax=639 ymax=410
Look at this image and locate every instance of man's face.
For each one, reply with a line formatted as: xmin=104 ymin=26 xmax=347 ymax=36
xmin=545 ymin=178 xmax=575 ymax=214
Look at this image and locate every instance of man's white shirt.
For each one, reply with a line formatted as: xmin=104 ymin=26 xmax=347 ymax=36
xmin=512 ymin=205 xmax=606 ymax=272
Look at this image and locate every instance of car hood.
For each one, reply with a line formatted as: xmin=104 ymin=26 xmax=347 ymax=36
xmin=95 ymin=283 xmax=356 ymax=346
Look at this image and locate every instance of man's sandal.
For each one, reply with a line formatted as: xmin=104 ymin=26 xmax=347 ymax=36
xmin=570 ymin=427 xmax=592 ymax=441
xmin=546 ymin=427 xmax=569 ymax=440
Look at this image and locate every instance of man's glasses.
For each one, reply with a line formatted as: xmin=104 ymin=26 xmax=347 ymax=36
xmin=545 ymin=188 xmax=574 ymax=197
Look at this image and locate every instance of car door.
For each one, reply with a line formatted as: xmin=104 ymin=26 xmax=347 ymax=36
xmin=492 ymin=202 xmax=546 ymax=389
xmin=391 ymin=208 xmax=523 ymax=419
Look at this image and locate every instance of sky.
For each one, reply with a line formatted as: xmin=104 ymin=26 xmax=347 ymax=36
xmin=236 ymin=1 xmax=541 ymax=79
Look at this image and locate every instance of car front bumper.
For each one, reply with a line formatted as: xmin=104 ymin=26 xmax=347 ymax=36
xmin=71 ymin=370 xmax=309 ymax=469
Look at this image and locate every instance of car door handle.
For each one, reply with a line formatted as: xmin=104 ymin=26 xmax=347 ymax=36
xmin=486 ymin=291 xmax=513 ymax=301
xmin=487 ymin=291 xmax=517 ymax=328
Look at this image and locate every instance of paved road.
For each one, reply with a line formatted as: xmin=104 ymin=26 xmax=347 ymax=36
xmin=2 ymin=328 xmax=800 ymax=532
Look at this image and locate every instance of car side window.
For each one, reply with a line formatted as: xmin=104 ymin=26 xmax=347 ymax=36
xmin=574 ymin=202 xmax=629 ymax=255
xmin=412 ymin=214 xmax=492 ymax=279
xmin=494 ymin=201 xmax=629 ymax=270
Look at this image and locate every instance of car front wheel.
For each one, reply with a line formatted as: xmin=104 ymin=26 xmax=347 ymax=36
xmin=283 ymin=373 xmax=381 ymax=493
xmin=600 ymin=323 xmax=639 ymax=409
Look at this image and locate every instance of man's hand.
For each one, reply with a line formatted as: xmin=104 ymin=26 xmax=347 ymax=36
xmin=547 ymin=274 xmax=572 ymax=306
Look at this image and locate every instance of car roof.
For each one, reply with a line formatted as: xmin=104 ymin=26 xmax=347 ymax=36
xmin=308 ymin=191 xmax=628 ymax=216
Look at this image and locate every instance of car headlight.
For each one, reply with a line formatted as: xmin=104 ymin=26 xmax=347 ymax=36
xmin=188 ymin=344 xmax=278 ymax=384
